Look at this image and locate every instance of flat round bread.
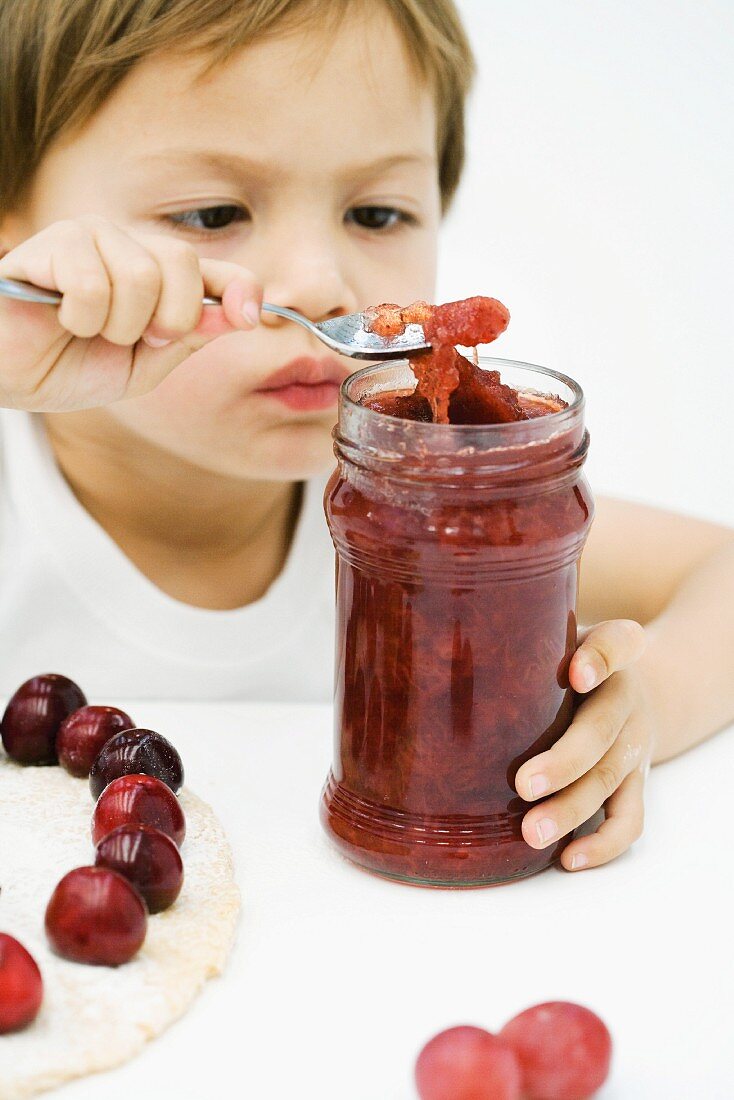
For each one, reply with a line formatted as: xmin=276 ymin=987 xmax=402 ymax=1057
xmin=0 ymin=759 xmax=240 ymax=1099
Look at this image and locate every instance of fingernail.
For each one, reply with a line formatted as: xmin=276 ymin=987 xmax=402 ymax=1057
xmin=528 ymin=774 xmax=550 ymax=798
xmin=571 ymin=853 xmax=589 ymax=870
xmin=536 ymin=818 xmax=557 ymax=844
xmin=241 ymin=300 xmax=260 ymax=327
xmin=580 ymin=664 xmax=597 ymax=690
xmin=142 ymin=333 xmax=172 ymax=348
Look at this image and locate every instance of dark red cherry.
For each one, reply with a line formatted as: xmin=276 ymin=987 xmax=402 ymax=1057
xmin=89 ymin=728 xmax=183 ymax=800
xmin=57 ymin=705 xmax=134 ymax=778
xmin=45 ymin=866 xmax=147 ymax=967
xmin=95 ymin=824 xmax=184 ymax=913
xmin=92 ymin=774 xmax=186 ymax=848
xmin=0 ymin=933 xmax=44 ymax=1033
xmin=1 ymin=674 xmax=87 ymax=765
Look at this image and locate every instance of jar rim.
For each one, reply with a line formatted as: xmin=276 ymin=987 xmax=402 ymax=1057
xmin=341 ymin=356 xmax=584 ymax=443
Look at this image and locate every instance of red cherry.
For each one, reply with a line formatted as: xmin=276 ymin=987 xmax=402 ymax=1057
xmin=415 ymin=1025 xmax=522 ymax=1100
xmin=0 ymin=933 xmax=44 ymax=1033
xmin=45 ymin=867 xmax=147 ymax=967
xmin=1 ymin=674 xmax=87 ymax=765
xmin=89 ymin=728 xmax=184 ymax=800
xmin=57 ymin=705 xmax=134 ymax=778
xmin=95 ymin=824 xmax=184 ymax=913
xmin=92 ymin=774 xmax=186 ymax=848
xmin=500 ymin=1002 xmax=612 ymax=1099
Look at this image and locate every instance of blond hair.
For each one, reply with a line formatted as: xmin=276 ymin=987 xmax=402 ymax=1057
xmin=0 ymin=0 xmax=475 ymax=220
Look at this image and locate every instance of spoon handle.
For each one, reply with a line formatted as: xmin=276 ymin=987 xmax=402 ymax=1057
xmin=0 ymin=276 xmax=225 ymax=308
xmin=0 ymin=277 xmax=316 ymax=331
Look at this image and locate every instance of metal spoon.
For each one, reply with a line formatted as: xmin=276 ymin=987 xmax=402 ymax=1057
xmin=0 ymin=276 xmax=430 ymax=360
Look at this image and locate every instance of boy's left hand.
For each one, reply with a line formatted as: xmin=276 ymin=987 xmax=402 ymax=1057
xmin=515 ymin=620 xmax=656 ymax=871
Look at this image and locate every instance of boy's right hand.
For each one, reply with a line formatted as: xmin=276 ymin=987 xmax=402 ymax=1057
xmin=0 ymin=216 xmax=262 ymax=412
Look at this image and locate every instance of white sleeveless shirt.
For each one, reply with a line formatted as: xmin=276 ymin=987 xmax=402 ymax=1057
xmin=0 ymin=409 xmax=336 ymax=702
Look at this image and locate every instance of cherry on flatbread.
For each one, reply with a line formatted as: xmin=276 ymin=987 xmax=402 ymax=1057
xmin=89 ymin=728 xmax=184 ymax=800
xmin=45 ymin=866 xmax=147 ymax=967
xmin=414 ymin=1025 xmax=522 ymax=1100
xmin=57 ymin=705 xmax=134 ymax=778
xmin=95 ymin=824 xmax=184 ymax=913
xmin=500 ymin=1001 xmax=612 ymax=1099
xmin=92 ymin=773 xmax=186 ymax=848
xmin=0 ymin=933 xmax=44 ymax=1033
xmin=1 ymin=674 xmax=87 ymax=765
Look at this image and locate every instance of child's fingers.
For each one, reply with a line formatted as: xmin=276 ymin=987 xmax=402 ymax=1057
xmin=141 ymin=257 xmax=262 ymax=349
xmin=520 ymin=725 xmax=639 ymax=851
xmin=559 ymin=765 xmax=647 ymax=871
xmin=65 ymin=217 xmax=163 ymax=346
xmin=50 ymin=227 xmax=112 ymax=339
xmin=123 ymin=260 xmax=264 ymax=397
xmin=0 ymin=219 xmax=112 ymax=339
xmin=198 ymin=258 xmax=262 ymax=334
xmin=515 ymin=674 xmax=634 ymax=802
xmin=137 ymin=236 xmax=205 ymax=344
xmin=99 ymin=236 xmax=260 ymax=347
xmin=569 ymin=619 xmax=646 ymax=694
xmin=0 ymin=219 xmax=77 ymax=287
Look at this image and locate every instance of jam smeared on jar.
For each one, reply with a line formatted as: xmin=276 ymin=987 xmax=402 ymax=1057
xmin=364 ymin=296 xmax=526 ymax=424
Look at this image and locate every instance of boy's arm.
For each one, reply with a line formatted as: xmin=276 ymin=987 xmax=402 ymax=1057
xmin=579 ymin=497 xmax=734 ymax=763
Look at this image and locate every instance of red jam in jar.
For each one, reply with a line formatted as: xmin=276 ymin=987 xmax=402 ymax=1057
xmin=320 ymin=358 xmax=593 ymax=886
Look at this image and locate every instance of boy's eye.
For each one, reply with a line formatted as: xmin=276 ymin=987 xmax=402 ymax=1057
xmin=347 ymin=206 xmax=412 ymax=231
xmin=168 ymin=205 xmax=248 ymax=231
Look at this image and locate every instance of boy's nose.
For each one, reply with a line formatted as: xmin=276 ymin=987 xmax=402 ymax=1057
xmin=260 ymin=243 xmax=359 ymax=326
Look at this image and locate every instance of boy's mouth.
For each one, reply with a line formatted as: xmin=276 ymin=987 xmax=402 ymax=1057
xmin=253 ymin=355 xmax=352 ymax=412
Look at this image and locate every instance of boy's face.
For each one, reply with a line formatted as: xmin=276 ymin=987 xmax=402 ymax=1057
xmin=3 ymin=10 xmax=440 ymax=481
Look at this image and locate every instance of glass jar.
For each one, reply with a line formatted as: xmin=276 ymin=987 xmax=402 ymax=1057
xmin=320 ymin=358 xmax=594 ymax=887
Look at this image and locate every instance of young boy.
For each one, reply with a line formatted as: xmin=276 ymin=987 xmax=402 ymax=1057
xmin=0 ymin=0 xmax=731 ymax=876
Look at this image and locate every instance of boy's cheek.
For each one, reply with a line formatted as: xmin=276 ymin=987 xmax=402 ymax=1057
xmin=107 ymin=342 xmax=338 ymax=481
xmin=109 ymin=395 xmax=337 ymax=482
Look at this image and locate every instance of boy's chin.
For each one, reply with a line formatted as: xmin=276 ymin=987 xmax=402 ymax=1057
xmin=245 ymin=426 xmax=338 ymax=483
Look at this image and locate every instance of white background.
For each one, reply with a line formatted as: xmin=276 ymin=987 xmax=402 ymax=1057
xmin=439 ymin=1 xmax=733 ymax=526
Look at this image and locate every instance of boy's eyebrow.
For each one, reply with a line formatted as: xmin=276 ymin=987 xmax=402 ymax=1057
xmin=134 ymin=149 xmax=435 ymax=182
xmin=340 ymin=152 xmax=437 ymax=178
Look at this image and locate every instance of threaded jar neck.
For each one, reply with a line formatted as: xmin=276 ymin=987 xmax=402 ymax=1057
xmin=333 ymin=358 xmax=588 ymax=497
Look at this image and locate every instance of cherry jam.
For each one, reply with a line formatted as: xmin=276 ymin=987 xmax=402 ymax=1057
xmin=320 ymin=359 xmax=593 ymax=886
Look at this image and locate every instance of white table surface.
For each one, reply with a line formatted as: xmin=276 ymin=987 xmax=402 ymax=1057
xmin=46 ymin=701 xmax=732 ymax=1100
